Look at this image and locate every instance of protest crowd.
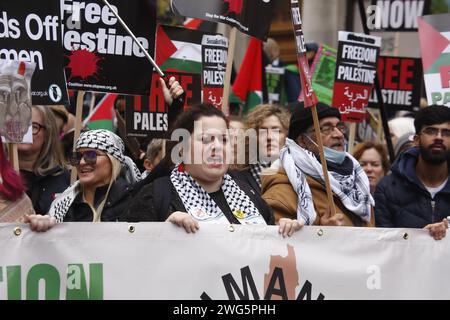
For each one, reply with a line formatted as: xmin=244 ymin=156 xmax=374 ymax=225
xmin=1 ymin=0 xmax=449 ymax=300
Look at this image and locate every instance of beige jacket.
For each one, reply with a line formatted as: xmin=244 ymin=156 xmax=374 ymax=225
xmin=261 ymin=168 xmax=374 ymax=227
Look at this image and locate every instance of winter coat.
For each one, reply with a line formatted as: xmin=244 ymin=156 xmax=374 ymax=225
xmin=62 ymin=176 xmax=133 ymax=222
xmin=374 ymin=147 xmax=450 ymax=228
xmin=21 ymin=166 xmax=70 ymax=215
xmin=261 ymin=168 xmax=374 ymax=227
xmin=122 ymin=175 xmax=274 ymax=225
xmin=229 ymin=169 xmax=261 ymax=194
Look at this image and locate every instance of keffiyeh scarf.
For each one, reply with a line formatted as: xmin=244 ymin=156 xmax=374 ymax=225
xmin=170 ymin=168 xmax=266 ymax=225
xmin=49 ymin=129 xmax=142 ymax=222
xmin=280 ymin=138 xmax=374 ymax=225
xmin=249 ymin=161 xmax=271 ymax=187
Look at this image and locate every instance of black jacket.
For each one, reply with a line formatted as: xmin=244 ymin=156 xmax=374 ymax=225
xmin=21 ymin=166 xmax=70 ymax=215
xmin=374 ymin=147 xmax=450 ymax=228
xmin=63 ymin=177 xmax=133 ymax=222
xmin=229 ymin=169 xmax=261 ymax=194
xmin=122 ymin=175 xmax=274 ymax=225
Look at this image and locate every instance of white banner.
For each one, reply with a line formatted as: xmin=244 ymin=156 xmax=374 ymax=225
xmin=0 ymin=223 xmax=449 ymax=300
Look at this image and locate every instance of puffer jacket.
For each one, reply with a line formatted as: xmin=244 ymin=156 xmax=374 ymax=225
xmin=374 ymin=147 xmax=450 ymax=228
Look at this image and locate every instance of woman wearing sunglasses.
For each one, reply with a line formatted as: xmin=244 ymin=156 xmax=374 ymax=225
xmin=25 ymin=129 xmax=141 ymax=230
xmin=123 ymin=104 xmax=303 ymax=237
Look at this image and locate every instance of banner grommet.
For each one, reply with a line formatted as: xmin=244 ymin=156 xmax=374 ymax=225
xmin=13 ymin=227 xmax=22 ymax=237
xmin=317 ymin=229 xmax=324 ymax=237
xmin=128 ymin=225 xmax=136 ymax=234
xmin=228 ymin=225 xmax=235 ymax=233
xmin=403 ymin=233 xmax=409 ymax=240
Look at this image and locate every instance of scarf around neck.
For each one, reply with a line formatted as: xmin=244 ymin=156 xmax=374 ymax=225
xmin=280 ymin=138 xmax=374 ymax=225
xmin=170 ymin=168 xmax=266 ymax=225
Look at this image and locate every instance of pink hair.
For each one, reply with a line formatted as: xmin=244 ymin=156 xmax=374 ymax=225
xmin=0 ymin=139 xmax=26 ymax=201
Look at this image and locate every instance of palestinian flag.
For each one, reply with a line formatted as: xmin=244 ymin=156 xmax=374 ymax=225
xmin=418 ymin=13 xmax=450 ymax=106
xmin=183 ymin=18 xmax=217 ymax=33
xmin=84 ymin=94 xmax=117 ymax=132
xmin=156 ymin=25 xmax=205 ymax=74
xmin=230 ymin=38 xmax=263 ymax=113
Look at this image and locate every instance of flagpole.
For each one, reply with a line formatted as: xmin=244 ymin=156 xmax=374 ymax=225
xmin=101 ymin=0 xmax=165 ymax=78
xmin=348 ymin=123 xmax=357 ymax=154
xmin=71 ymin=90 xmax=85 ymax=184
xmin=357 ymin=0 xmax=394 ymax=163
xmin=8 ymin=144 xmax=19 ymax=172
xmin=221 ymin=27 xmax=237 ymax=116
xmin=311 ymin=105 xmax=337 ymax=218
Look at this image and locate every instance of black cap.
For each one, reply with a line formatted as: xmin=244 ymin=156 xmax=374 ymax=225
xmin=288 ymin=102 xmax=341 ymax=140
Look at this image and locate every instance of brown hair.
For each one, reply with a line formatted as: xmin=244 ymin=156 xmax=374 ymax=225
xmin=353 ymin=141 xmax=390 ymax=175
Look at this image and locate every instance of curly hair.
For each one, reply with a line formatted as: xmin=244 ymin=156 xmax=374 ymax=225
xmin=245 ymin=104 xmax=290 ymax=133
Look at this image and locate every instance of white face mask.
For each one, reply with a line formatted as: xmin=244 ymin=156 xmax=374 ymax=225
xmin=303 ymin=134 xmax=347 ymax=165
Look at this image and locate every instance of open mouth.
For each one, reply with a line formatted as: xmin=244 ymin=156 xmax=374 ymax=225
xmin=79 ymin=167 xmax=95 ymax=174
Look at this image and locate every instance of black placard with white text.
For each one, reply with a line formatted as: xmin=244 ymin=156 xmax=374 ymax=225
xmin=125 ymin=72 xmax=201 ymax=138
xmin=62 ymin=0 xmax=156 ymax=95
xmin=367 ymin=0 xmax=431 ymax=32
xmin=0 ymin=0 xmax=69 ymax=105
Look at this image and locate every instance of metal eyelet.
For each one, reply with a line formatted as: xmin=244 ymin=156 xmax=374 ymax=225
xmin=403 ymin=233 xmax=409 ymax=240
xmin=128 ymin=225 xmax=135 ymax=233
xmin=317 ymin=229 xmax=324 ymax=237
xmin=228 ymin=225 xmax=235 ymax=232
xmin=13 ymin=227 xmax=22 ymax=236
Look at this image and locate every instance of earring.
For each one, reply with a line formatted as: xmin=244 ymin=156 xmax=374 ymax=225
xmin=178 ymin=163 xmax=185 ymax=172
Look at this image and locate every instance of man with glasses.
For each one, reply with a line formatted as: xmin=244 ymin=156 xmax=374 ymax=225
xmin=375 ymin=105 xmax=450 ymax=240
xmin=262 ymin=102 xmax=374 ymax=227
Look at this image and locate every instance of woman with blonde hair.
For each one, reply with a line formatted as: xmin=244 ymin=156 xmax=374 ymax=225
xmin=25 ymin=129 xmax=141 ymax=230
xmin=18 ymin=105 xmax=70 ymax=214
xmin=230 ymin=104 xmax=290 ymax=193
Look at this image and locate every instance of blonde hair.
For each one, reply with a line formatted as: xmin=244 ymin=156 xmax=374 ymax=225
xmin=245 ymin=104 xmax=290 ymax=133
xmin=83 ymin=154 xmax=122 ymax=222
xmin=235 ymin=104 xmax=290 ymax=169
xmin=31 ymin=105 xmax=67 ymax=176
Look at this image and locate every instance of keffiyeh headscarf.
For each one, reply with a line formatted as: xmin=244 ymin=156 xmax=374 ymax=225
xmin=170 ymin=168 xmax=267 ymax=225
xmin=280 ymin=138 xmax=374 ymax=225
xmin=49 ymin=129 xmax=141 ymax=222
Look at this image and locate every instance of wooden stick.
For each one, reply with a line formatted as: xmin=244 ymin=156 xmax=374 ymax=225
xmin=348 ymin=123 xmax=357 ymax=154
xmin=221 ymin=27 xmax=237 ymax=116
xmin=8 ymin=143 xmax=19 ymax=172
xmin=88 ymin=93 xmax=96 ymax=115
xmin=311 ymin=105 xmax=337 ymax=217
xmin=71 ymin=90 xmax=85 ymax=184
xmin=376 ymin=111 xmax=384 ymax=143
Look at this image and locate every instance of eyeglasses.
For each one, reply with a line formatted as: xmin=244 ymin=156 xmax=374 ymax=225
xmin=69 ymin=150 xmax=107 ymax=166
xmin=309 ymin=122 xmax=348 ymax=136
xmin=421 ymin=127 xmax=450 ymax=138
xmin=32 ymin=122 xmax=46 ymax=135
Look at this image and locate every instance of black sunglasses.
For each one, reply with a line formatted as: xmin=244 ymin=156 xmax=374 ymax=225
xmin=69 ymin=150 xmax=107 ymax=166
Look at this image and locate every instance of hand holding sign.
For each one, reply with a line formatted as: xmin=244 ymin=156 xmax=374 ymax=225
xmin=159 ymin=76 xmax=184 ymax=106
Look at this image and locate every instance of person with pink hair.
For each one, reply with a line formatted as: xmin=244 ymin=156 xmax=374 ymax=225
xmin=0 ymin=139 xmax=35 ymax=222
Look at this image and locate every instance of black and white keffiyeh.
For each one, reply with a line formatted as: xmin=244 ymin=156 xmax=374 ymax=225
xmin=48 ymin=129 xmax=141 ymax=221
xmin=170 ymin=168 xmax=266 ymax=224
xmin=48 ymin=181 xmax=80 ymax=222
xmin=76 ymin=129 xmax=141 ymax=183
xmin=280 ymin=138 xmax=374 ymax=225
xmin=249 ymin=161 xmax=271 ymax=187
